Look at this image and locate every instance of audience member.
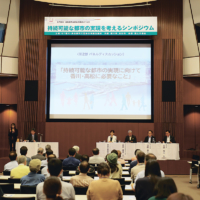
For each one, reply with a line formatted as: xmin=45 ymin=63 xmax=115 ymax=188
xmin=63 ymin=148 xmax=80 ymax=169
xmin=4 ymin=151 xmax=18 ymax=171
xmin=41 ymin=149 xmax=53 ymax=167
xmin=149 ymin=177 xmax=177 ymax=200
xmin=70 ymin=161 xmax=93 ymax=187
xmin=31 ymin=147 xmax=46 ymax=161
xmin=131 ymin=151 xmax=145 ymax=181
xmin=43 ymin=176 xmax=63 ymax=200
xmin=129 ymin=149 xmax=141 ymax=173
xmin=20 ymin=146 xmax=31 ymax=166
xmin=89 ymin=148 xmax=105 ymax=164
xmin=73 ymin=145 xmax=82 ymax=160
xmin=107 ymin=153 xmax=122 ymax=178
xmin=87 ymin=163 xmax=123 ymax=200
xmin=43 ymin=144 xmax=51 ymax=157
xmin=37 ymin=158 xmax=75 ymax=200
xmin=167 ymin=193 xmax=193 ymax=200
xmin=117 ymin=150 xmax=125 ymax=165
xmin=133 ymin=153 xmax=165 ymax=190
xmin=10 ymin=155 xmax=30 ymax=178
xmin=131 ymin=149 xmax=140 ymax=161
xmin=135 ymin=160 xmax=162 ymax=200
xmin=21 ymin=159 xmax=45 ymax=186
xmin=77 ymin=155 xmax=95 ymax=173
xmin=41 ymin=154 xmax=56 ymax=178
xmin=111 ymin=149 xmax=122 ymax=165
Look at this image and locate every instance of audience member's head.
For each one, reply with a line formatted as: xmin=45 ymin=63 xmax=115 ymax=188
xmin=128 ymin=130 xmax=132 ymax=136
xmin=20 ymin=146 xmax=28 ymax=156
xmin=31 ymin=128 xmax=36 ymax=135
xmin=145 ymin=160 xmax=161 ymax=177
xmin=111 ymin=149 xmax=118 ymax=156
xmin=110 ymin=130 xmax=115 ymax=136
xmin=79 ymin=161 xmax=90 ymax=174
xmin=148 ymin=130 xmax=153 ymax=137
xmin=73 ymin=146 xmax=80 ymax=153
xmin=46 ymin=150 xmax=53 ymax=158
xmin=145 ymin=153 xmax=157 ymax=162
xmin=81 ymin=155 xmax=89 ymax=162
xmin=135 ymin=149 xmax=140 ymax=156
xmin=38 ymin=147 xmax=44 ymax=155
xmin=107 ymin=153 xmax=119 ymax=173
xmin=97 ymin=163 xmax=110 ymax=177
xmin=47 ymin=154 xmax=56 ymax=162
xmin=92 ymin=148 xmax=99 ymax=155
xmin=48 ymin=158 xmax=62 ymax=177
xmin=43 ymin=177 xmax=62 ymax=200
xmin=136 ymin=151 xmax=145 ymax=163
xmin=45 ymin=144 xmax=51 ymax=151
xmin=17 ymin=155 xmax=26 ymax=165
xmin=29 ymin=159 xmax=41 ymax=173
xmin=9 ymin=151 xmax=17 ymax=161
xmin=117 ymin=150 xmax=122 ymax=158
xmin=154 ymin=177 xmax=177 ymax=199
xmin=68 ymin=148 xmax=76 ymax=157
xmin=165 ymin=130 xmax=171 ymax=137
xmin=167 ymin=193 xmax=193 ymax=200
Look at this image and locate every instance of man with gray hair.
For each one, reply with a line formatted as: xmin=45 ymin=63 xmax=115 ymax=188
xmin=31 ymin=147 xmax=46 ymax=161
xmin=10 ymin=155 xmax=30 ymax=178
xmin=21 ymin=159 xmax=45 ymax=186
xmin=72 ymin=145 xmax=82 ymax=160
xmin=124 ymin=130 xmax=137 ymax=143
xmin=43 ymin=144 xmax=51 ymax=157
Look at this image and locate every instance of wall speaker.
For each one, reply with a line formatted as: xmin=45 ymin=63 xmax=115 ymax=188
xmin=162 ymin=81 xmax=176 ymax=102
xmin=25 ymin=80 xmax=38 ymax=101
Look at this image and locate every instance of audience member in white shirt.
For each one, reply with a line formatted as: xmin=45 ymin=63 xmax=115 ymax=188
xmin=41 ymin=149 xmax=53 ymax=167
xmin=89 ymin=148 xmax=105 ymax=164
xmin=41 ymin=154 xmax=56 ymax=178
xmin=4 ymin=151 xmax=18 ymax=171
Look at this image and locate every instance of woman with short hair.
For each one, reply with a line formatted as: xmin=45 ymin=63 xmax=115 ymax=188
xmin=167 ymin=193 xmax=193 ymax=200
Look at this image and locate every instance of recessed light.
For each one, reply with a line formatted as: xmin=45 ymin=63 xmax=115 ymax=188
xmin=6 ymin=105 xmax=10 ymax=106
xmin=195 ymin=106 xmax=198 ymax=107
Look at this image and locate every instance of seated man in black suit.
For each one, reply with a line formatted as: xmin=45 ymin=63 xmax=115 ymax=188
xmin=27 ymin=128 xmax=38 ymax=142
xmin=163 ymin=130 xmax=176 ymax=143
xmin=125 ymin=130 xmax=137 ymax=143
xmin=144 ymin=130 xmax=156 ymax=143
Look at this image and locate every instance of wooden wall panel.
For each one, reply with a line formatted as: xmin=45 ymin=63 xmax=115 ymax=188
xmin=18 ymin=0 xmax=184 ymax=158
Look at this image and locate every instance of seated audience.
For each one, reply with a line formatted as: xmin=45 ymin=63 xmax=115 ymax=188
xmin=135 ymin=160 xmax=162 ymax=200
xmin=63 ymin=148 xmax=80 ymax=169
xmin=70 ymin=161 xmax=93 ymax=187
xmin=41 ymin=149 xmax=53 ymax=167
xmin=87 ymin=163 xmax=123 ymax=200
xmin=129 ymin=149 xmax=142 ymax=173
xmin=41 ymin=154 xmax=56 ymax=178
xmin=37 ymin=158 xmax=75 ymax=200
xmin=73 ymin=145 xmax=82 ymax=160
xmin=133 ymin=153 xmax=165 ymax=190
xmin=167 ymin=193 xmax=193 ymax=200
xmin=131 ymin=151 xmax=145 ymax=181
xmin=117 ymin=150 xmax=125 ymax=165
xmin=43 ymin=176 xmax=63 ymax=200
xmin=89 ymin=148 xmax=105 ymax=164
xmin=4 ymin=151 xmax=18 ymax=171
xmin=149 ymin=177 xmax=177 ymax=200
xmin=43 ymin=144 xmax=51 ymax=157
xmin=10 ymin=155 xmax=30 ymax=178
xmin=20 ymin=146 xmax=31 ymax=166
xmin=31 ymin=147 xmax=46 ymax=161
xmin=111 ymin=149 xmax=122 ymax=165
xmin=107 ymin=153 xmax=122 ymax=178
xmin=77 ymin=155 xmax=95 ymax=173
xmin=21 ymin=159 xmax=45 ymax=186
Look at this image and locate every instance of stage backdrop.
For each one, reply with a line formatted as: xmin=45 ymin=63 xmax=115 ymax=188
xmin=18 ymin=0 xmax=184 ymax=158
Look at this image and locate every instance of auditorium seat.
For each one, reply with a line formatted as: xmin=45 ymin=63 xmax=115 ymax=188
xmin=0 ymin=183 xmax=14 ymax=194
xmin=63 ymin=166 xmax=77 ymax=171
xmin=63 ymin=170 xmax=69 ymax=176
xmin=2 ymin=171 xmax=10 ymax=176
xmin=1 ymin=197 xmax=35 ymax=200
xmin=20 ymin=185 xmax=36 ymax=194
xmin=74 ymin=187 xmax=88 ymax=195
xmin=8 ymin=178 xmax=21 ymax=183
xmin=112 ymin=178 xmax=125 ymax=185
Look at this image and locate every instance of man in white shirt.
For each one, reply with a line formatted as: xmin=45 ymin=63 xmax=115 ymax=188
xmin=41 ymin=150 xmax=53 ymax=167
xmin=41 ymin=154 xmax=56 ymax=178
xmin=89 ymin=148 xmax=105 ymax=164
xmin=132 ymin=153 xmax=165 ymax=191
xmin=4 ymin=152 xmax=18 ymax=171
xmin=37 ymin=158 xmax=75 ymax=200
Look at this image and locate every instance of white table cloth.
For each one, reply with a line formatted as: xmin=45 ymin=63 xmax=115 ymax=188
xmin=96 ymin=142 xmax=180 ymax=160
xmin=16 ymin=142 xmax=59 ymax=158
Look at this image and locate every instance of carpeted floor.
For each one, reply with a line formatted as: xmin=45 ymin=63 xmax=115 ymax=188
xmin=166 ymin=175 xmax=200 ymax=200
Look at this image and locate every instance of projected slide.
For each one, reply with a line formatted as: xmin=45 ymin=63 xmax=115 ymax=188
xmin=48 ymin=43 xmax=152 ymax=120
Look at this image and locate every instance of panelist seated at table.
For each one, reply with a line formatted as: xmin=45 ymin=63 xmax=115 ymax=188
xmin=124 ymin=130 xmax=137 ymax=143
xmin=26 ymin=128 xmax=38 ymax=142
xmin=144 ymin=130 xmax=156 ymax=143
xmin=107 ymin=130 xmax=117 ymax=143
xmin=163 ymin=130 xmax=176 ymax=143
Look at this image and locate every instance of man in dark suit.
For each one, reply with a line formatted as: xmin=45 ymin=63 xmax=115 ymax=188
xmin=163 ymin=130 xmax=176 ymax=143
xmin=27 ymin=128 xmax=38 ymax=142
xmin=31 ymin=147 xmax=46 ymax=160
xmin=144 ymin=130 xmax=156 ymax=143
xmin=125 ymin=130 xmax=137 ymax=143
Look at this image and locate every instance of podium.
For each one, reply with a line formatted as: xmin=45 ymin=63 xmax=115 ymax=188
xmin=16 ymin=142 xmax=59 ymax=158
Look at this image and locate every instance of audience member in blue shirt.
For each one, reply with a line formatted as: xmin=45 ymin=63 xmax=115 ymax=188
xmin=21 ymin=159 xmax=45 ymax=186
xmin=63 ymin=148 xmax=80 ymax=169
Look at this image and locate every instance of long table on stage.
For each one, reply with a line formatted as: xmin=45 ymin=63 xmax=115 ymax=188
xmin=16 ymin=142 xmax=59 ymax=158
xmin=96 ymin=142 xmax=180 ymax=160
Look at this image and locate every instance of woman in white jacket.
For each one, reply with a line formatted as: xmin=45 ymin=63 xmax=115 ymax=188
xmin=107 ymin=130 xmax=117 ymax=143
